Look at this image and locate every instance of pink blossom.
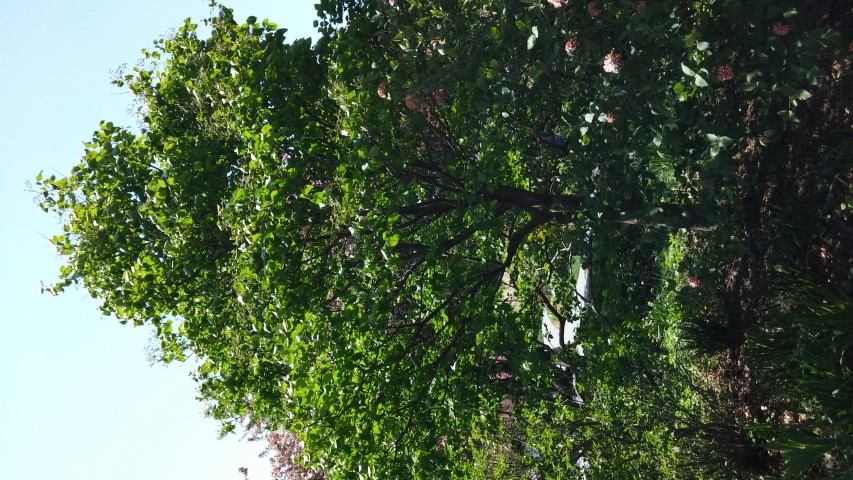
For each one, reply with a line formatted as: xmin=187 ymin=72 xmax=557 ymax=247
xmin=603 ymin=53 xmax=622 ymax=73
xmin=436 ymin=435 xmax=448 ymax=453
xmin=377 ymin=81 xmax=388 ymax=99
xmin=635 ymin=0 xmax=647 ymax=10
xmin=686 ymin=276 xmax=701 ymax=288
xmin=604 ymin=112 xmax=616 ymax=124
xmin=432 ymin=89 xmax=447 ymax=106
xmin=405 ymin=94 xmax=417 ymax=110
xmin=587 ymin=2 xmax=600 ymax=16
xmin=547 ymin=0 xmax=563 ymax=6
xmin=426 ymin=38 xmax=441 ymax=57
xmin=387 ymin=0 xmax=396 ymax=6
xmin=772 ymin=22 xmax=790 ymax=36
xmin=564 ymin=38 xmax=579 ymax=56
xmin=716 ymin=65 xmax=734 ymax=82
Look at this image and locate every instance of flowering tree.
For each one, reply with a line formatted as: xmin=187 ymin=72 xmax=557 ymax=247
xmin=38 ymin=0 xmax=848 ymax=478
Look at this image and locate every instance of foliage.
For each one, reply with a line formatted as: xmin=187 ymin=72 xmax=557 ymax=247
xmin=37 ymin=0 xmax=850 ymax=478
xmin=748 ymin=272 xmax=853 ymax=476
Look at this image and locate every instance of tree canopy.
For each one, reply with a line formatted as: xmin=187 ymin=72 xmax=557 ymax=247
xmin=39 ymin=1 xmax=851 ymax=478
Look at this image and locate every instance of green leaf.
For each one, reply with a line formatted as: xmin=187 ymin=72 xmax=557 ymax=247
xmin=685 ymin=29 xmax=698 ymax=48
xmin=710 ymin=145 xmax=721 ymax=157
xmin=693 ymin=75 xmax=708 ymax=87
xmin=778 ymin=110 xmax=800 ymax=122
xmin=384 ymin=233 xmax=400 ymax=247
xmin=527 ymin=33 xmax=537 ymax=50
xmin=681 ymin=63 xmax=696 ymax=77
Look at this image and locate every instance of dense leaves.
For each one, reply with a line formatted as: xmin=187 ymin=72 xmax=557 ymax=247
xmin=39 ymin=0 xmax=850 ymax=478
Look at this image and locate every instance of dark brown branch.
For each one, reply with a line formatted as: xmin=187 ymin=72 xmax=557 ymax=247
xmin=394 ymin=223 xmax=478 ymax=260
xmin=396 ymin=199 xmax=457 ymax=229
xmin=396 ymin=198 xmax=456 ymax=217
xmin=503 ymin=215 xmax=545 ymax=267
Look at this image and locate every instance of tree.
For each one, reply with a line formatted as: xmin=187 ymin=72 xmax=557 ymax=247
xmin=34 ymin=3 xmax=707 ymax=478
xmin=39 ymin=8 xmax=535 ymax=476
xmin=40 ymin=0 xmax=844 ymax=477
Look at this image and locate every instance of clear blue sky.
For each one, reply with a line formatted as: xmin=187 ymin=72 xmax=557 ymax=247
xmin=0 ymin=2 xmax=317 ymax=479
